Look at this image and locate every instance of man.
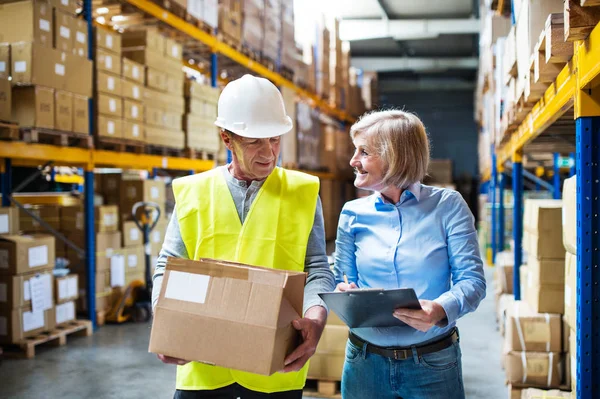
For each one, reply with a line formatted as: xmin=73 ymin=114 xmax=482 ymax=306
xmin=152 ymin=74 xmax=335 ymax=399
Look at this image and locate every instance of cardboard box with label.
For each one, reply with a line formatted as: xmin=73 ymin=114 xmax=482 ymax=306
xmin=144 ymin=86 xmax=185 ymax=113
xmin=96 ymin=26 xmax=121 ymax=55
xmin=54 ymin=9 xmax=74 ymax=52
xmin=164 ymin=38 xmax=182 ymax=61
xmin=185 ymin=80 xmax=220 ymax=102
xmin=119 ymin=179 xmax=166 ymax=222
xmin=71 ymin=17 xmax=87 ymax=57
xmin=0 ymin=234 xmax=55 ymax=276
xmin=0 ymin=43 xmax=10 ymax=80
xmin=97 ymin=115 xmax=123 ymax=139
xmin=0 ymin=306 xmax=54 ymax=344
xmin=96 ymin=48 xmax=121 ymax=75
xmin=504 ymin=351 xmax=562 ymax=388
xmin=146 ymin=67 xmax=167 ymax=92
xmin=527 ymin=257 xmax=564 ymax=286
xmin=19 ymin=205 xmax=60 ymax=233
xmin=0 ymin=77 xmax=10 ymax=121
xmin=523 ymin=200 xmax=564 ymax=260
xmin=98 ymin=173 xmax=122 ymax=205
xmin=149 ymin=257 xmax=306 ymax=375
xmin=123 ymin=99 xmax=144 ymax=122
xmin=55 ymin=274 xmax=78 ymax=304
xmin=122 ymin=221 xmax=142 ymax=247
xmin=75 ymin=268 xmax=110 ymax=296
xmin=65 ymin=53 xmax=92 ymax=97
xmin=121 ymin=79 xmax=144 ymax=102
xmin=562 ymin=175 xmax=576 ymax=255
xmin=123 ymin=245 xmax=144 ymax=274
xmin=0 ymin=207 xmax=20 ymax=236
xmin=55 ymin=90 xmax=73 ymax=131
xmin=55 ymin=300 xmax=75 ymax=326
xmin=97 ymin=71 xmax=122 ymax=96
xmin=97 ymin=93 xmax=123 ymax=118
xmin=11 ymin=42 xmax=66 ymax=90
xmin=72 ymin=95 xmax=89 ymax=134
xmin=308 ymin=324 xmax=348 ymax=380
xmin=0 ymin=0 xmax=53 ymax=47
xmin=520 ymin=388 xmax=570 ymax=399
xmin=122 ymin=28 xmax=165 ymax=55
xmin=0 ymin=270 xmax=54 ymax=310
xmin=122 ymin=57 xmax=144 ymax=84
xmin=150 ymin=219 xmax=167 ymax=255
xmin=166 ymin=73 xmax=184 ymax=95
xmin=12 ymin=86 xmax=54 ymax=129
xmin=122 ymin=120 xmax=144 ymax=142
xmin=49 ymin=0 xmax=78 ymax=15
xmin=504 ymin=301 xmax=562 ymax=352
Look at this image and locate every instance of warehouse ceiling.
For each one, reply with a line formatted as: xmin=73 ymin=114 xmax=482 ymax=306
xmin=338 ymin=0 xmax=479 ymax=88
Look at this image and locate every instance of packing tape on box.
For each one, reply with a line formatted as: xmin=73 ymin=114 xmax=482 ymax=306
xmin=547 ymin=352 xmax=553 ymax=387
xmin=521 ymin=352 xmax=553 ymax=386
xmin=514 ymin=307 xmax=551 ymax=351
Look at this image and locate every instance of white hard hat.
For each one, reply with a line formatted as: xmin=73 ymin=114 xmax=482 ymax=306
xmin=214 ymin=74 xmax=293 ymax=139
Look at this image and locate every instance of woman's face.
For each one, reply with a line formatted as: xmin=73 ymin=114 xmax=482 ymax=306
xmin=350 ymin=133 xmax=386 ymax=191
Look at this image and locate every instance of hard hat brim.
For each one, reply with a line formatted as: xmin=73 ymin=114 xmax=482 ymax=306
xmin=214 ymin=116 xmax=293 ymax=139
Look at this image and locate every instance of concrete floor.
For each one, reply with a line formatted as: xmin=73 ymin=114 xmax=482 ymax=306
xmin=0 ymin=267 xmax=504 ymax=399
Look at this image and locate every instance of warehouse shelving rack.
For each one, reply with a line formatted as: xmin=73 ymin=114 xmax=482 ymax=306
xmin=0 ymin=0 xmax=350 ymax=332
xmin=483 ymin=20 xmax=600 ymax=399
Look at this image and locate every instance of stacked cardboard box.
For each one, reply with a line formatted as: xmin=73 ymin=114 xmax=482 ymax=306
xmin=279 ymin=86 xmax=297 ymax=167
xmin=54 ymin=273 xmax=78 ymax=326
xmin=361 ymin=71 xmax=378 ymax=111
xmin=319 ymin=123 xmax=354 ymax=178
xmin=316 ymin=24 xmax=330 ymax=100
xmin=122 ymin=28 xmax=185 ymax=149
xmin=95 ymin=27 xmax=123 ymax=139
xmin=328 ymin=19 xmax=344 ymax=109
xmin=186 ymin=0 xmax=218 ymax=29
xmin=320 ymin=179 xmax=344 ymax=241
xmin=521 ymin=388 xmax=570 ymax=398
xmin=307 ymin=312 xmax=348 ymax=380
xmin=280 ymin=0 xmax=296 ymax=72
xmin=1 ymin=0 xmax=92 ymax=133
xmin=18 ymin=204 xmax=63 ymax=258
xmin=0 ymin=207 xmax=20 ymax=236
xmin=348 ymin=68 xmax=367 ymax=117
xmin=561 ymin=175 xmax=576 ymax=394
xmin=183 ymin=80 xmax=220 ymax=154
xmin=523 ymin=199 xmax=564 ymax=314
xmin=0 ymin=234 xmax=56 ymax=344
xmin=218 ymin=0 xmax=242 ymax=46
xmin=0 ymin=76 xmax=11 ymax=121
xmin=262 ymin=0 xmax=280 ymax=63
xmin=242 ymin=0 xmax=263 ymax=54
xmin=296 ymin=102 xmax=321 ymax=171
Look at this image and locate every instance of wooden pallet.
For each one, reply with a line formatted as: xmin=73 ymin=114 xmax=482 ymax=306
xmin=21 ymin=127 xmax=93 ymax=148
xmin=184 ymin=148 xmax=217 ymax=160
xmin=261 ymin=55 xmax=277 ymax=72
xmin=281 ymin=66 xmax=295 ymax=81
xmin=0 ymin=121 xmax=19 ymax=140
xmin=0 ymin=320 xmax=92 ymax=359
xmin=241 ymin=45 xmax=261 ymax=63
xmin=96 ymin=137 xmax=146 ymax=153
xmin=218 ymin=33 xmax=242 ymax=51
xmin=565 ymin=0 xmax=600 ymax=41
xmin=146 ymin=144 xmax=185 ymax=157
xmin=303 ymin=379 xmax=341 ymax=398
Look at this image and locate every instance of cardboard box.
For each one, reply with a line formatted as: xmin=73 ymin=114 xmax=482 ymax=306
xmin=0 ymin=207 xmax=20 ymax=236
xmin=0 ymin=0 xmax=53 ymax=47
xmin=146 ymin=67 xmax=167 ymax=91
xmin=145 ymin=126 xmax=185 ymax=149
xmin=60 ymin=205 xmax=119 ymax=233
xmin=96 ymin=231 xmax=121 ymax=271
xmin=48 ymin=0 xmax=78 ymax=15
xmin=121 ymin=79 xmax=144 ymax=102
xmin=149 ymin=219 xmax=167 ymax=255
xmin=164 ymin=37 xmax=182 ymax=61
xmin=185 ymin=80 xmax=220 ymax=102
xmin=308 ymin=324 xmax=348 ymax=380
xmin=54 ymin=9 xmax=74 ymax=53
xmin=149 ymin=257 xmax=306 ymax=375
xmin=97 ymin=71 xmax=122 ymax=96
xmin=122 ymin=221 xmax=142 ymax=247
xmin=504 ymin=351 xmax=562 ymax=388
xmin=562 ymin=175 xmax=576 ymax=255
xmin=0 ymin=306 xmax=53 ymax=344
xmin=508 ymin=385 xmax=522 ymax=399
xmin=97 ymin=173 xmax=121 ymax=205
xmin=55 ymin=300 xmax=75 ymax=326
xmin=145 ymin=106 xmax=164 ymax=127
xmin=119 ymin=179 xmax=166 ymax=222
xmin=0 ymin=270 xmax=54 ymax=309
xmin=523 ymin=200 xmax=564 ymax=259
xmin=122 ymin=58 xmax=144 ymax=84
xmin=0 ymin=43 xmax=8 ymax=80
xmin=65 ymin=53 xmax=92 ymax=97
xmin=123 ymin=99 xmax=144 ymax=122
xmin=569 ymin=327 xmax=576 ymax=393
xmin=166 ymin=73 xmax=183 ymax=95
xmin=11 ymin=42 xmax=66 ymax=89
xmin=19 ymin=205 xmax=60 ymax=233
xmin=96 ymin=26 xmax=121 ymax=55
xmin=122 ymin=120 xmax=144 ymax=141
xmin=124 ymin=245 xmax=144 ymax=274
xmin=12 ymin=86 xmax=54 ymax=129
xmin=96 ymin=48 xmax=121 ymax=75
xmin=527 ymin=257 xmax=564 ymax=286
xmin=495 ymin=252 xmax=514 ymax=294
xmin=525 ymin=232 xmax=566 ymax=260
xmin=526 ymin=271 xmax=564 ymax=314
xmin=564 ymin=252 xmax=576 ymax=330
xmin=71 ymin=17 xmax=87 ymax=58
xmin=75 ymin=268 xmax=110 ymax=295
xmin=55 ymin=274 xmax=78 ymax=304
xmin=0 ymin=234 xmax=55 ymax=276
xmin=520 ymin=388 xmax=570 ymax=399
xmin=72 ymin=95 xmax=89 ymax=134
xmin=504 ymin=301 xmax=562 ymax=352
xmin=122 ymin=28 xmax=165 ymax=55
xmin=97 ymin=115 xmax=122 ymax=139
xmin=55 ymin=90 xmax=73 ymax=131
xmin=144 ymin=86 xmax=185 ymax=113
xmin=0 ymin=77 xmax=10 ymax=121
xmin=97 ymin=93 xmax=123 ymax=118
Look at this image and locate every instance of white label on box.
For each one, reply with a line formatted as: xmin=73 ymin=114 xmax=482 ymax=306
xmin=0 ymin=61 xmax=5 ymax=73
xmin=61 ymin=0 xmax=69 ymax=5
xmin=29 ymin=245 xmax=48 ymax=268
xmin=14 ymin=61 xmax=27 ymax=73
xmin=127 ymin=186 xmax=137 ymax=199
xmin=56 ymin=301 xmax=75 ymax=324
xmin=23 ymin=310 xmax=45 ymax=332
xmin=152 ymin=230 xmax=160 ymax=243
xmin=105 ymin=55 xmax=112 ymax=70
xmin=0 ymin=249 xmax=8 ymax=269
xmin=0 ymin=214 xmax=8 ymax=234
xmin=565 ymin=285 xmax=572 ymax=307
xmin=24 ymin=280 xmax=31 ymax=301
xmin=132 ymin=124 xmax=140 ymax=137
xmin=165 ymin=271 xmax=209 ymax=304
xmin=77 ymin=31 xmax=86 ymax=44
xmin=59 ymin=279 xmax=69 ymax=300
xmin=161 ymin=158 xmax=167 ymax=168
xmin=107 ymin=76 xmax=115 ymax=91
xmin=133 ymin=86 xmax=140 ymax=99
xmin=0 ymin=283 xmax=6 ymax=302
xmin=103 ymin=213 xmax=114 ymax=226
xmin=55 ymin=63 xmax=65 ymax=76
xmin=0 ymin=316 xmax=6 ymax=336
xmin=132 ymin=66 xmax=139 ymax=79
xmin=106 ymin=248 xmax=114 ymax=258
xmin=76 ymin=212 xmax=83 ymax=230
xmin=130 ymin=228 xmax=139 ymax=241
xmin=107 ymin=121 xmax=115 ymax=135
xmin=60 ymin=26 xmax=70 ymax=39
xmin=172 ymin=46 xmax=178 ymax=58
xmin=110 ymin=255 xmax=125 ymax=287
xmin=151 ymin=186 xmax=159 ymax=199
xmin=30 ymin=274 xmax=52 ymax=313
xmin=39 ymin=19 xmax=50 ymax=32
xmin=132 ymin=105 xmax=138 ymax=118
xmin=109 ymin=99 xmax=116 ymax=113
xmin=127 ymin=254 xmax=138 ymax=268
xmin=67 ymin=276 xmax=78 ymax=298
xmin=106 ymin=35 xmax=113 ymax=49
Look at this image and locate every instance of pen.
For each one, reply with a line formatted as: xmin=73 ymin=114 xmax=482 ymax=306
xmin=343 ymin=273 xmax=349 ymax=285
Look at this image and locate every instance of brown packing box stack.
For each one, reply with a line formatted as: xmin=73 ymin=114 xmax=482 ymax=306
xmin=73 ymin=94 xmax=89 ymax=134
xmin=320 ymin=179 xmax=343 ymax=241
xmin=184 ymin=80 xmax=220 ymax=153
xmin=54 ymin=90 xmax=73 ymax=131
xmin=54 ymin=300 xmax=75 ymax=326
xmin=523 ymin=199 xmax=564 ymax=260
xmin=119 ymin=179 xmax=166 ymax=223
xmin=121 ymin=65 xmax=145 ymax=142
xmin=122 ymin=221 xmax=142 ymax=247
xmin=54 ymin=9 xmax=75 ymax=53
xmin=525 ymin=269 xmax=564 ymax=314
xmin=242 ymin=0 xmax=264 ymax=53
xmin=55 ymin=274 xmax=78 ymax=304
xmin=67 ymin=230 xmax=122 ymax=272
xmin=97 ymin=173 xmax=122 ymax=205
xmin=0 ymin=207 xmax=20 ymax=235
xmin=308 ymin=324 xmax=348 ymax=380
xmin=0 ymin=234 xmax=55 ymax=275
xmin=494 ymin=251 xmax=514 ymax=294
xmin=123 ymin=245 xmax=144 ymax=274
xmin=60 ymin=205 xmax=119 ymax=233
xmin=496 ymin=293 xmax=514 ymax=336
xmin=0 ymin=43 xmax=9 ymax=80
xmin=97 ymin=71 xmax=122 ymax=97
xmin=521 ymin=388 xmax=570 ymax=398
xmin=0 ymin=270 xmax=54 ymax=309
xmin=149 ymin=257 xmax=306 ymax=375
xmin=262 ymin=0 xmax=280 ymax=63
xmin=71 ymin=17 xmax=87 ymax=58
xmin=504 ymin=301 xmax=562 ymax=353
xmin=48 ymin=0 xmax=78 ymax=15
xmin=11 ymin=85 xmax=54 ymax=129
xmin=150 ymin=220 xmax=167 ymax=256
xmin=564 ymin=252 xmax=576 ymax=331
xmin=0 ymin=77 xmax=11 ymax=121
xmin=0 ymin=0 xmax=53 ymax=47
xmin=96 ymin=26 xmax=122 ymax=56
xmin=316 ymin=26 xmax=330 ymax=100
xmin=98 ymin=115 xmax=122 ymax=139
xmin=122 ymin=58 xmax=144 ymax=84
xmin=18 ymin=205 xmax=60 ymax=233
xmin=562 ymin=175 xmax=576 ymax=255
xmin=0 ymin=306 xmax=54 ymax=344
xmin=219 ymin=0 xmax=242 ymax=46
xmin=504 ymin=351 xmax=562 ymax=388
xmin=96 ymin=48 xmax=121 ymax=75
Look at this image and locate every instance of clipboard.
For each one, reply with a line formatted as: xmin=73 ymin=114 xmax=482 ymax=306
xmin=318 ymin=288 xmax=421 ymax=328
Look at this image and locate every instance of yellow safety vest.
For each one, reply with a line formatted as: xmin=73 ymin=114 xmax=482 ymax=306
xmin=172 ymin=166 xmax=319 ymax=393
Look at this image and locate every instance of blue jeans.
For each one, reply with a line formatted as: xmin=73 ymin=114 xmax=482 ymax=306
xmin=341 ymin=338 xmax=465 ymax=399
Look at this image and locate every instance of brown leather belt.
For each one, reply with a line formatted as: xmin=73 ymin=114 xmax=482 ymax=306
xmin=349 ymin=329 xmax=459 ymax=360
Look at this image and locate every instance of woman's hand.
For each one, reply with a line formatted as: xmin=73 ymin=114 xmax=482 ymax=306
xmin=335 ymin=282 xmax=358 ymax=292
xmin=393 ymin=300 xmax=447 ymax=332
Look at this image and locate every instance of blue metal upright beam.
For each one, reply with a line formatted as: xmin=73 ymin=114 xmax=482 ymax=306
xmin=512 ymin=153 xmax=523 ymax=301
xmin=84 ymin=170 xmax=96 ymax=329
xmin=498 ymin=171 xmax=505 ymax=252
xmin=1 ymin=159 xmax=11 ymax=206
xmin=575 ymin=117 xmax=600 ymax=399
xmin=491 ymin=151 xmax=498 ymax=264
xmin=553 ymin=152 xmax=561 ymax=199
xmin=570 ymin=152 xmax=576 ymax=177
xmin=211 ymin=52 xmax=218 ymax=88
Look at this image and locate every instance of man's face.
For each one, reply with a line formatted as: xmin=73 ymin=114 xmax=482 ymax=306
xmin=222 ymin=132 xmax=281 ymax=181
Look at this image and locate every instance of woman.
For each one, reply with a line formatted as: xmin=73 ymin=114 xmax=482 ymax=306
xmin=334 ymin=110 xmax=486 ymax=399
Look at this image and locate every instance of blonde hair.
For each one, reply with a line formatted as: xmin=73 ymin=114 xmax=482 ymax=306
xmin=350 ymin=110 xmax=430 ymax=189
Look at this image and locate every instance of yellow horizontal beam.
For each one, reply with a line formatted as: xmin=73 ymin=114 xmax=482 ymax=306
xmin=53 ymin=175 xmax=84 ymax=185
xmin=91 ymin=150 xmax=215 ymax=172
xmin=124 ymin=0 xmax=355 ymax=124
xmin=0 ymin=142 xmax=92 ymax=167
xmin=575 ymin=22 xmax=600 ymax=90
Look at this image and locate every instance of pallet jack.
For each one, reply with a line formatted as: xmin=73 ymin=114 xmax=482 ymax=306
xmin=106 ymin=201 xmax=161 ymax=323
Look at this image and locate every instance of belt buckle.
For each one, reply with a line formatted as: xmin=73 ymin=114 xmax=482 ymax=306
xmin=393 ymin=349 xmax=408 ymax=360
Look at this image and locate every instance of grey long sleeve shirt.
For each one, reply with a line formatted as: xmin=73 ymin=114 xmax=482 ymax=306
xmin=152 ymin=166 xmax=335 ymax=315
